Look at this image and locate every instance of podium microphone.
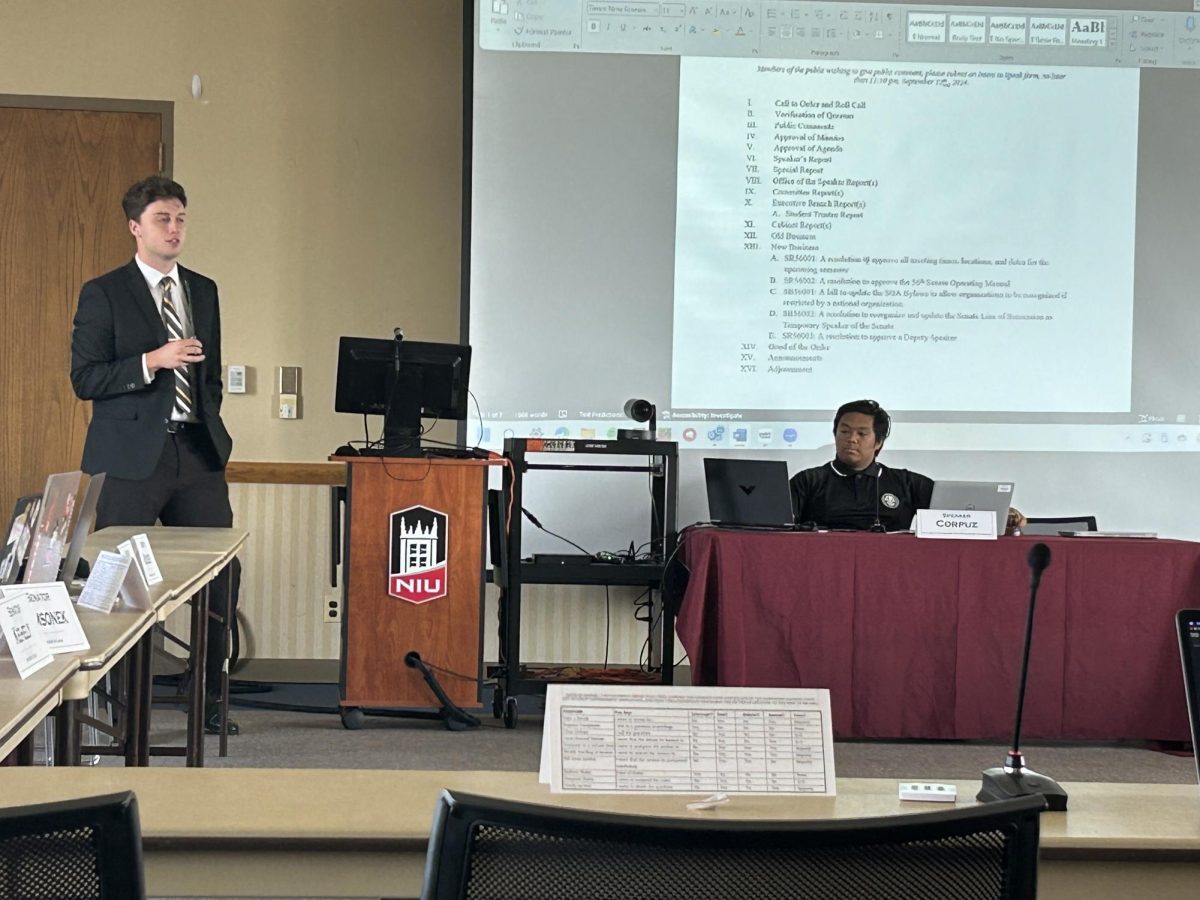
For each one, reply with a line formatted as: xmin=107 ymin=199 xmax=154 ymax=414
xmin=978 ymin=542 xmax=1068 ymax=810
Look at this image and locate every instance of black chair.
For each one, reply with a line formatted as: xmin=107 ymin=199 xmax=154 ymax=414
xmin=1023 ymin=515 xmax=1097 ymax=535
xmin=421 ymin=790 xmax=1045 ymax=900
xmin=0 ymin=791 xmax=145 ymax=899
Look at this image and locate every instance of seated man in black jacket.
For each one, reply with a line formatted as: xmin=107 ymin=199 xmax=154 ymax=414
xmin=790 ymin=399 xmax=932 ymax=531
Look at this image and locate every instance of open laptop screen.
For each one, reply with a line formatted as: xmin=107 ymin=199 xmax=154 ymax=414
xmin=1177 ymin=609 xmax=1200 ymax=786
xmin=929 ymin=480 xmax=1014 ymax=535
xmin=703 ymin=459 xmax=794 ymax=528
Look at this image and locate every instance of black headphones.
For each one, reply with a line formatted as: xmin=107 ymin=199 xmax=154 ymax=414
xmin=863 ymin=399 xmax=891 ymax=442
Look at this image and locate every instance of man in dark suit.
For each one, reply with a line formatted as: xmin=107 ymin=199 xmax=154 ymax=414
xmin=70 ymin=175 xmax=239 ymax=735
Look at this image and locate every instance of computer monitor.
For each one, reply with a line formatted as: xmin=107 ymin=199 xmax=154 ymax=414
xmin=335 ymin=335 xmax=472 ymax=454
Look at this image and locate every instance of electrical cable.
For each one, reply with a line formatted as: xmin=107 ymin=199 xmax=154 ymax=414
xmin=468 ymin=388 xmax=486 ymax=450
xmin=521 ymin=507 xmax=592 ymax=556
xmin=603 ymin=585 xmax=611 ymax=670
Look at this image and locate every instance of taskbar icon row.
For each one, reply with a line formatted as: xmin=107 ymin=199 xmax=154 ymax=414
xmin=473 ymin=420 xmax=828 ymax=450
xmin=473 ymin=421 xmax=1200 ymax=453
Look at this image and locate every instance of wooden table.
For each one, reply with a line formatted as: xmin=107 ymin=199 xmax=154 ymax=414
xmin=0 ymin=527 xmax=247 ymax=767
xmin=0 ymin=768 xmax=1195 ymax=898
xmin=78 ymin=526 xmax=249 ymax=766
xmin=0 ymin=655 xmax=75 ymax=762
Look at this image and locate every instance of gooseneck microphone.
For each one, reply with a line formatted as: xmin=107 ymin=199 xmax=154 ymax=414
xmin=869 ymin=463 xmax=885 ymax=533
xmin=1008 ymin=543 xmax=1051 ymax=763
xmin=977 ymin=541 xmax=1068 ymax=810
xmin=1027 ymin=541 xmax=1051 ymax=586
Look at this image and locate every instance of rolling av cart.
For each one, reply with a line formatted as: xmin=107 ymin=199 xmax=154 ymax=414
xmin=491 ymin=436 xmax=679 ymax=728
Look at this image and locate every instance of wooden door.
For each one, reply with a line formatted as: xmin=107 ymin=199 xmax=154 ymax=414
xmin=0 ymin=104 xmax=162 ymax=518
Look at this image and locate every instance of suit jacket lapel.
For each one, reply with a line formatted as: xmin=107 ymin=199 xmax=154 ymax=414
xmin=124 ymin=259 xmax=168 ymax=344
xmin=179 ymin=266 xmax=209 ymax=342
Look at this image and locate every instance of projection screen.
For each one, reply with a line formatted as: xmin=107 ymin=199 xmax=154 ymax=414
xmin=464 ymin=0 xmax=1200 ymax=547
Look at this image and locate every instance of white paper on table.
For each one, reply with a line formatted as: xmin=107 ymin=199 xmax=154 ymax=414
xmin=130 ymin=533 xmax=163 ymax=586
xmin=543 ymin=684 xmax=836 ymax=796
xmin=539 ymin=706 xmax=553 ymax=783
xmin=115 ymin=542 xmax=153 ymax=610
xmin=0 ymin=582 xmax=88 ymax=654
xmin=0 ymin=591 xmax=54 ymax=678
xmin=118 ymin=559 xmax=153 ymax=611
xmin=117 ymin=540 xmax=140 ymax=576
xmin=77 ymin=551 xmax=132 ymax=614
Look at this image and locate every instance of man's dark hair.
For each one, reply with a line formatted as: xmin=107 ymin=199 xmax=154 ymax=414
xmin=833 ymin=399 xmax=891 ymax=444
xmin=122 ymin=176 xmax=187 ymax=222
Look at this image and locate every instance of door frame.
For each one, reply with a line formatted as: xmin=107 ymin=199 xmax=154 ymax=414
xmin=0 ymin=94 xmax=174 ymax=172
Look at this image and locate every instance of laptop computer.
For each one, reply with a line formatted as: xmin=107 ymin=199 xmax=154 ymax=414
xmin=928 ymin=480 xmax=1015 ymax=534
xmin=1176 ymin=609 xmax=1200 ymax=786
xmin=703 ymin=459 xmax=795 ymax=528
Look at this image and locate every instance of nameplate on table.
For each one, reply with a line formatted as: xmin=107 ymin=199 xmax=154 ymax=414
xmin=0 ymin=582 xmax=88 ymax=654
xmin=540 ymin=685 xmax=836 ymax=796
xmin=0 ymin=590 xmax=54 ymax=678
xmin=119 ymin=534 xmax=163 ymax=587
xmin=78 ymin=550 xmax=133 ymax=614
xmin=115 ymin=542 xmax=154 ymax=610
xmin=915 ymin=508 xmax=997 ymax=540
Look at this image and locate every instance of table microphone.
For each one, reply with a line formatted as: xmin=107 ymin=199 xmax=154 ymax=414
xmin=977 ymin=541 xmax=1068 ymax=810
xmin=869 ymin=463 xmax=885 ymax=533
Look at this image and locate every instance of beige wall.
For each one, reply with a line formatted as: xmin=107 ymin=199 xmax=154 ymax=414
xmin=0 ymin=0 xmax=463 ymax=462
xmin=2 ymin=1 xmax=655 ymax=666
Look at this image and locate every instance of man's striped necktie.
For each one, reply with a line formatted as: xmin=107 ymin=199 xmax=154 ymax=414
xmin=160 ymin=276 xmax=194 ymax=418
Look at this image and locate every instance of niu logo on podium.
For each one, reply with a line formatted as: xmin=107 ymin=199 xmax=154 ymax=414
xmin=388 ymin=505 xmax=449 ymax=604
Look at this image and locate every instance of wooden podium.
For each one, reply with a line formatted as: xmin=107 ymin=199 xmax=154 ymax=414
xmin=335 ymin=456 xmax=488 ymax=728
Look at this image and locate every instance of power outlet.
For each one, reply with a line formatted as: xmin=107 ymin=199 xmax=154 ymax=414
xmin=324 ymin=591 xmax=341 ymax=624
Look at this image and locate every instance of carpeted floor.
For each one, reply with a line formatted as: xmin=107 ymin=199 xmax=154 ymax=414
xmin=100 ymin=679 xmax=1197 ymax=783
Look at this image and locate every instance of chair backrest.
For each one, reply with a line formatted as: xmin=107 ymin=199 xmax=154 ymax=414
xmin=421 ymin=790 xmax=1045 ymax=900
xmin=1023 ymin=515 xmax=1097 ymax=535
xmin=0 ymin=791 xmax=145 ymax=900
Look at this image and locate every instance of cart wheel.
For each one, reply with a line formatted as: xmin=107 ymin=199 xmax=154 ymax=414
xmin=492 ymin=685 xmax=505 ymax=719
xmin=503 ymin=696 xmax=518 ymax=729
xmin=340 ymin=707 xmax=365 ymax=730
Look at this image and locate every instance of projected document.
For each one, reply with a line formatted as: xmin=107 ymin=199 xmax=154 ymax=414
xmin=672 ymin=59 xmax=1139 ymax=413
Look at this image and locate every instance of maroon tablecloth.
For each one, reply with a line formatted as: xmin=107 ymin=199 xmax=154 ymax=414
xmin=676 ymin=529 xmax=1200 ymax=741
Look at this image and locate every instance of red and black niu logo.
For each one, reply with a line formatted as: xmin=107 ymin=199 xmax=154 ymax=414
xmin=388 ymin=505 xmax=449 ymax=604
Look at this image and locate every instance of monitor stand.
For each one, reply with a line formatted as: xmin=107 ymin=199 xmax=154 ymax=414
xmin=383 ymin=372 xmax=423 ymax=456
xmin=382 ymin=427 xmax=422 ymax=457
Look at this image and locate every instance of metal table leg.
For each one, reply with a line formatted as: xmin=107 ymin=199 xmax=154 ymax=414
xmin=186 ymin=583 xmax=210 ymax=767
xmin=53 ymin=700 xmax=79 ymax=766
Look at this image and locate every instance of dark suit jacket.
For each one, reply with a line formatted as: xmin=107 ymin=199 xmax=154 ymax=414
xmin=70 ymin=259 xmax=233 ymax=480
